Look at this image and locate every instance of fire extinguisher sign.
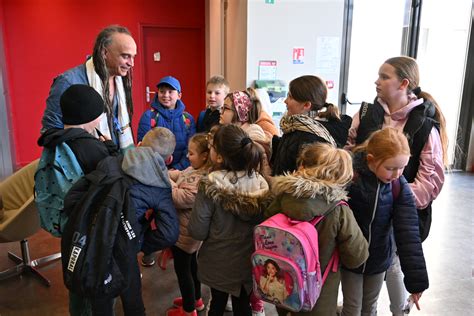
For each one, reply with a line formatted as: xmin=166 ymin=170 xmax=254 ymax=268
xmin=292 ymin=47 xmax=304 ymax=64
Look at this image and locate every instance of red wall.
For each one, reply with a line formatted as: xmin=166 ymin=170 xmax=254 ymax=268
xmin=0 ymin=0 xmax=205 ymax=167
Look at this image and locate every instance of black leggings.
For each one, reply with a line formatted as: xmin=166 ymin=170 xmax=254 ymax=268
xmin=171 ymin=246 xmax=202 ymax=312
xmin=208 ymin=286 xmax=251 ymax=316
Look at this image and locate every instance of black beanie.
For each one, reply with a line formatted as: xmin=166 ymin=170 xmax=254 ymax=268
xmin=60 ymin=84 xmax=105 ymax=125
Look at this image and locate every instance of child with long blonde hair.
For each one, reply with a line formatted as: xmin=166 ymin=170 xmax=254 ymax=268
xmin=265 ymin=142 xmax=368 ymax=315
xmin=341 ymin=127 xmax=429 ymax=315
xmin=166 ymin=134 xmax=212 ymax=316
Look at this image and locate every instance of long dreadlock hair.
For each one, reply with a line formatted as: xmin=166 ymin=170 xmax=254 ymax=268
xmin=92 ymin=25 xmax=134 ymax=133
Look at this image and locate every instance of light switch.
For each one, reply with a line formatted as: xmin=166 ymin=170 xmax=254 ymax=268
xmin=153 ymin=52 xmax=161 ymax=62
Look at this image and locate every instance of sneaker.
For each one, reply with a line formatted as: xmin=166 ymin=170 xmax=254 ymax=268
xmin=225 ymin=297 xmax=232 ymax=311
xmin=166 ymin=306 xmax=198 ymax=316
xmin=172 ymin=297 xmax=205 ymax=312
xmin=141 ymin=253 xmax=156 ymax=267
xmin=252 ymin=309 xmax=265 ymax=316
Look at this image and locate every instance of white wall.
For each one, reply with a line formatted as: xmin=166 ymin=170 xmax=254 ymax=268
xmin=247 ymin=0 xmax=345 ymax=104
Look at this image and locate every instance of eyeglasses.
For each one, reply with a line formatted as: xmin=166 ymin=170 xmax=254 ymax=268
xmin=219 ymin=106 xmax=234 ymax=114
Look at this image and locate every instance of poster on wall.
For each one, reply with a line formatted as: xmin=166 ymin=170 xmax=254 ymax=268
xmin=292 ymin=47 xmax=305 ymax=64
xmin=315 ymin=36 xmax=340 ymax=103
xmin=258 ymin=60 xmax=277 ymax=80
xmin=315 ymin=37 xmax=339 ymax=73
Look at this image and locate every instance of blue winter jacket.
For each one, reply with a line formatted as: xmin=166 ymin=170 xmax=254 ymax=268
xmin=346 ymin=153 xmax=429 ymax=294
xmin=42 ymin=64 xmax=89 ymax=131
xmin=121 ymin=147 xmax=179 ymax=254
xmin=137 ymin=96 xmax=196 ymax=170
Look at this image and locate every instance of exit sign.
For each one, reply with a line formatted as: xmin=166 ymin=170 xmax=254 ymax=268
xmin=265 ymin=0 xmax=275 ymax=4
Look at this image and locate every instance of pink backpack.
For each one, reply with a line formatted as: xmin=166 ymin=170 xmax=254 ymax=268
xmin=252 ymin=202 xmax=344 ymax=312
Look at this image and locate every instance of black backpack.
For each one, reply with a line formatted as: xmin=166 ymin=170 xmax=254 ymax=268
xmin=61 ymin=156 xmax=138 ymax=298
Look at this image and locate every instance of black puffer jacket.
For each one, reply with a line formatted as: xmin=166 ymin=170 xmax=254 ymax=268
xmin=271 ymin=115 xmax=351 ymax=176
xmin=346 ymin=153 xmax=429 ymax=293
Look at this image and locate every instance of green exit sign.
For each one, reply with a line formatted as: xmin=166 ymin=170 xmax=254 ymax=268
xmin=265 ymin=0 xmax=275 ymax=4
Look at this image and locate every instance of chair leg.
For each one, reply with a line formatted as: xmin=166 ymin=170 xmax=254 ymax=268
xmin=0 ymin=239 xmax=61 ymax=287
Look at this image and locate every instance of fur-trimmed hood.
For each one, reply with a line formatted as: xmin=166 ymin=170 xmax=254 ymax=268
xmin=199 ymin=170 xmax=271 ymax=220
xmin=271 ymin=173 xmax=349 ymax=203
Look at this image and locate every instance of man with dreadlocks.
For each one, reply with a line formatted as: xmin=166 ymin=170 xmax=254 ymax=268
xmin=42 ymin=24 xmax=137 ymax=152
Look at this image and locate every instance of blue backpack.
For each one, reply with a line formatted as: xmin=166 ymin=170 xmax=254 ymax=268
xmin=34 ymin=142 xmax=84 ymax=237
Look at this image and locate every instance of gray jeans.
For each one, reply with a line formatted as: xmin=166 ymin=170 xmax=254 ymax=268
xmin=341 ymin=269 xmax=385 ymax=316
xmin=385 ymin=254 xmax=409 ymax=315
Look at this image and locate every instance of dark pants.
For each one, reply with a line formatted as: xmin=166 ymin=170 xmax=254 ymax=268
xmin=208 ymin=286 xmax=251 ymax=316
xmin=90 ymin=253 xmax=145 ymax=316
xmin=171 ymin=246 xmax=202 ymax=312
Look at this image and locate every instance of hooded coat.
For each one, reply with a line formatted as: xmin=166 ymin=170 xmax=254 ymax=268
xmin=169 ymin=167 xmax=207 ymax=254
xmin=188 ymin=170 xmax=271 ymax=297
xmin=265 ymin=173 xmax=369 ymax=316
xmin=122 ymin=147 xmax=179 ymax=254
xmin=137 ymin=96 xmax=196 ymax=170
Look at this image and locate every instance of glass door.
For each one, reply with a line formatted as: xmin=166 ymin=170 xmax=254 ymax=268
xmin=416 ymin=0 xmax=472 ymax=165
xmin=344 ymin=0 xmax=410 ymax=117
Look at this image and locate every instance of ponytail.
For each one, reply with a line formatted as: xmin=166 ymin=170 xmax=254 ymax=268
xmin=317 ymin=102 xmax=341 ymax=121
xmin=418 ymin=91 xmax=449 ymax=167
xmin=213 ymin=124 xmax=263 ymax=176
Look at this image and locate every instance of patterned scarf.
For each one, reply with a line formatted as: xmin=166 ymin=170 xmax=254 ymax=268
xmin=280 ymin=114 xmax=337 ymax=147
xmin=86 ymin=58 xmax=134 ymax=152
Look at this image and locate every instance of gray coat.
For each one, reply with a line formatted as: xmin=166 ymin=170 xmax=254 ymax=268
xmin=188 ymin=170 xmax=271 ymax=297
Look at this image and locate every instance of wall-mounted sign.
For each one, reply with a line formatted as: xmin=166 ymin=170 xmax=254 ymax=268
xmin=258 ymin=60 xmax=277 ymax=80
xmin=292 ymin=47 xmax=304 ymax=64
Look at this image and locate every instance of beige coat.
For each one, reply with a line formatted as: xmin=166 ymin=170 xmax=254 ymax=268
xmin=169 ymin=167 xmax=206 ymax=254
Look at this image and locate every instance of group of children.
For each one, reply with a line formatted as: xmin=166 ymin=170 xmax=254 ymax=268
xmin=37 ymin=54 xmax=446 ymax=316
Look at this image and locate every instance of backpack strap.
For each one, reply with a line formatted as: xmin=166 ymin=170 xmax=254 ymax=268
xmin=150 ymin=108 xmax=191 ymax=132
xmin=391 ymin=179 xmax=401 ymax=201
xmin=150 ymin=108 xmax=159 ymax=128
xmin=309 ymin=200 xmax=347 ymax=285
xmin=197 ymin=111 xmax=206 ymax=129
xmin=322 ymin=249 xmax=339 ymax=284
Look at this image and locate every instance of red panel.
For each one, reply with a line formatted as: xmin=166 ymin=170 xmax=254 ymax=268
xmin=142 ymin=26 xmax=205 ymax=119
xmin=1 ymin=0 xmax=205 ymax=166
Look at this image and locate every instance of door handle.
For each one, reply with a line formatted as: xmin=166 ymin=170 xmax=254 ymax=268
xmin=146 ymin=86 xmax=156 ymax=103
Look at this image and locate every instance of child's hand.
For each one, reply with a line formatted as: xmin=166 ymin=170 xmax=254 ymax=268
xmin=411 ymin=292 xmax=423 ymax=310
xmin=99 ymin=135 xmax=111 ymax=142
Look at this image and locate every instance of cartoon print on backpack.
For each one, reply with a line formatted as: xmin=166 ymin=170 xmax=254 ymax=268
xmin=258 ymin=259 xmax=290 ymax=304
xmin=252 ymin=213 xmax=334 ymax=312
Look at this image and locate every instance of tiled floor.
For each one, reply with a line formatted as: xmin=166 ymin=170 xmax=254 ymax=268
xmin=0 ymin=172 xmax=473 ymax=315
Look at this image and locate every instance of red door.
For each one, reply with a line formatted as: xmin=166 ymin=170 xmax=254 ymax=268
xmin=141 ymin=26 xmax=205 ymax=119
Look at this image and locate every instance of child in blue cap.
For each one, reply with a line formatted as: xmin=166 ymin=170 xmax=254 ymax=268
xmin=137 ymin=75 xmax=196 ymax=170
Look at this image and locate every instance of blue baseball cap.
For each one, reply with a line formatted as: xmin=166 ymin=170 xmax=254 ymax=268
xmin=157 ymin=76 xmax=181 ymax=93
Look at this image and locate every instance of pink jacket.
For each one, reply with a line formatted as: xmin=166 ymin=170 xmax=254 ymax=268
xmin=169 ymin=167 xmax=206 ymax=254
xmin=346 ymin=97 xmax=444 ymax=209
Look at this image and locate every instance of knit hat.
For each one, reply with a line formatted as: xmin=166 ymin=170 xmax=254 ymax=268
xmin=60 ymin=84 xmax=105 ymax=125
xmin=157 ymin=76 xmax=181 ymax=93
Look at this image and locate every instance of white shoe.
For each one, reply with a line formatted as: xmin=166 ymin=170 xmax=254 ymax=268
xmin=225 ymin=297 xmax=232 ymax=311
